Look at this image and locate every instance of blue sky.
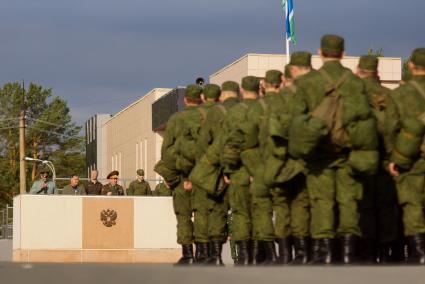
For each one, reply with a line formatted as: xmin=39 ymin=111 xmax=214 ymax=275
xmin=1 ymin=0 xmax=424 ymax=124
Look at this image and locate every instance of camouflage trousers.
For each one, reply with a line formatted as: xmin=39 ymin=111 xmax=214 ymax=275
xmin=173 ymin=181 xmax=193 ymax=245
xmin=307 ymin=164 xmax=363 ymax=239
xmin=394 ymin=159 xmax=425 ymax=236
xmin=272 ymin=177 xmax=310 ymax=238
xmin=192 ymin=185 xmax=229 ymax=243
xmin=359 ymin=168 xmax=401 ymax=242
xmin=228 ymin=167 xmax=253 ymax=242
xmin=251 ymin=175 xmax=310 ymax=241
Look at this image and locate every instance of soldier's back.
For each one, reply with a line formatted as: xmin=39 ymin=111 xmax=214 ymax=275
xmin=390 ymin=77 xmax=425 ymax=120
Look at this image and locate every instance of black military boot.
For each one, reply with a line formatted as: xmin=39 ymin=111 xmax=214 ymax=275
xmin=311 ymin=238 xmax=334 ymax=265
xmin=235 ymin=240 xmax=250 ymax=266
xmin=203 ymin=241 xmax=224 ymax=266
xmin=194 ymin=242 xmax=210 ymax=264
xmin=250 ymin=240 xmax=265 ymax=265
xmin=377 ymin=241 xmax=393 ymax=264
xmin=341 ymin=235 xmax=358 ymax=264
xmin=292 ymin=237 xmax=309 ymax=265
xmin=359 ymin=238 xmax=377 ymax=264
xmin=276 ymin=237 xmax=293 ymax=264
xmin=406 ymin=234 xmax=425 ymax=265
xmin=175 ymin=244 xmax=194 ymax=266
xmin=262 ymin=241 xmax=278 ymax=265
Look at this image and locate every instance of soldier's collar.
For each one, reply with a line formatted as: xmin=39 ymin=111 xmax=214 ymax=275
xmin=184 ymin=105 xmax=197 ymax=110
xmin=363 ymin=76 xmax=380 ymax=83
xmin=223 ymin=97 xmax=238 ymax=103
xmin=323 ymin=60 xmax=343 ymax=67
xmin=413 ymin=75 xmax=425 ymax=82
xmin=264 ymin=91 xmax=278 ymax=97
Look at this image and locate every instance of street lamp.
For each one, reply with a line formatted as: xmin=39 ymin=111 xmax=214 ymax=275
xmin=25 ymin=157 xmax=56 ymax=181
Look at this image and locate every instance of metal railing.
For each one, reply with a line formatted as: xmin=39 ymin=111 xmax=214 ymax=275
xmin=52 ymin=178 xmax=164 ymax=193
xmin=0 ymin=205 xmax=13 ymax=239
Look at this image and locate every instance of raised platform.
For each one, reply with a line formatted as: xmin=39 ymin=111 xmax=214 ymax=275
xmin=13 ymin=195 xmax=180 ymax=263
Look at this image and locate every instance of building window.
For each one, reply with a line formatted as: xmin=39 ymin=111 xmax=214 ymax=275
xmin=87 ymin=119 xmax=91 ymax=144
xmin=118 ymin=152 xmax=122 ymax=176
xmin=85 ymin=122 xmax=89 ymax=145
xmin=144 ymin=138 xmax=148 ymax=176
xmin=94 ymin=116 xmax=97 ymax=141
xmin=136 ymin=142 xmax=139 ymax=169
xmin=91 ymin=117 xmax=95 ymax=142
xmin=139 ymin=141 xmax=143 ymax=171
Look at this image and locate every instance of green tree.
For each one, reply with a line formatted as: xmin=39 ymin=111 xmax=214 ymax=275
xmin=367 ymin=48 xmax=384 ymax=57
xmin=0 ymin=82 xmax=85 ymax=206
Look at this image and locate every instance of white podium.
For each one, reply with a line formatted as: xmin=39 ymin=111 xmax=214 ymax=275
xmin=13 ymin=195 xmax=180 ymax=263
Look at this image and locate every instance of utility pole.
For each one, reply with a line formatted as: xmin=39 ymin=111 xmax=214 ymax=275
xmin=19 ymin=80 xmax=26 ymax=194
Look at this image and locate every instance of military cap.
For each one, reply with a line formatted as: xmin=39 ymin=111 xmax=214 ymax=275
xmin=241 ymin=76 xmax=260 ymax=92
xmin=290 ymin=51 xmax=312 ymax=67
xmin=284 ymin=65 xmax=292 ymax=79
xmin=321 ymin=34 xmax=345 ymax=55
xmin=265 ymin=70 xmax=283 ymax=85
xmin=221 ymin=81 xmax=239 ymax=92
xmin=136 ymin=169 xmax=145 ymax=176
xmin=107 ymin=170 xmax=119 ymax=179
xmin=411 ymin=48 xmax=425 ymax=68
xmin=402 ymin=70 xmax=413 ymax=82
xmin=358 ymin=55 xmax=379 ymax=72
xmin=185 ymin=84 xmax=202 ymax=99
xmin=203 ymin=84 xmax=221 ymax=99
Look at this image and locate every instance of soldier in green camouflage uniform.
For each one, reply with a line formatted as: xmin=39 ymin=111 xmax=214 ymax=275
xmin=154 ymin=85 xmax=203 ymax=265
xmin=290 ymin=35 xmax=378 ymax=264
xmin=213 ymin=76 xmax=260 ymax=265
xmin=102 ymin=171 xmax=125 ymax=196
xmin=256 ymin=53 xmax=315 ymax=265
xmin=191 ymin=84 xmax=220 ymax=264
xmin=127 ymin=169 xmax=152 ymax=196
xmin=385 ymin=48 xmax=425 ymax=264
xmin=242 ymin=69 xmax=292 ymax=264
xmin=152 ymin=181 xmax=172 ymax=196
xmin=192 ymin=82 xmax=240 ymax=265
xmin=356 ymin=55 xmax=402 ymax=263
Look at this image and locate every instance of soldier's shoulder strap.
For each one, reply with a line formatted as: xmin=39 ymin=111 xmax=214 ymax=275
xmin=410 ymin=80 xmax=425 ymax=101
xmin=319 ymin=69 xmax=351 ymax=94
xmin=197 ymin=107 xmax=207 ymax=124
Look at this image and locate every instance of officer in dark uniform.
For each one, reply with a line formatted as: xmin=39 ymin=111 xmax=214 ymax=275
xmin=102 ymin=170 xmax=125 ymax=196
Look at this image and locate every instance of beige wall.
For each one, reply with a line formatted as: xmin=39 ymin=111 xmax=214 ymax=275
xmin=104 ymin=88 xmax=171 ymax=188
xmin=210 ymin=53 xmax=402 ymax=90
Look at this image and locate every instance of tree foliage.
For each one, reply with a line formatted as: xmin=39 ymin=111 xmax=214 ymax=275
xmin=367 ymin=48 xmax=384 ymax=57
xmin=0 ymin=82 xmax=85 ymax=207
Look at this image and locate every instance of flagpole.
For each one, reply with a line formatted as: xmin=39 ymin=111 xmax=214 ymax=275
xmin=284 ymin=0 xmax=290 ymax=65
xmin=286 ymin=36 xmax=290 ymax=65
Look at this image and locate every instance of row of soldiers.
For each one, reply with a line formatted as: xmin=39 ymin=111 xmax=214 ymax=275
xmin=155 ymin=34 xmax=425 ymax=266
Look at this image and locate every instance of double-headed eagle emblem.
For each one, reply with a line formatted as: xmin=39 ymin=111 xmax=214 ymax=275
xmin=100 ymin=209 xmax=117 ymax=227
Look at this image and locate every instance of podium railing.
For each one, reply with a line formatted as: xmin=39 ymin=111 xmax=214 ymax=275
xmin=0 ymin=205 xmax=13 ymax=239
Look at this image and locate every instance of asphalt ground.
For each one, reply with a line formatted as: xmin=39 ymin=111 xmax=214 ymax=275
xmin=1 ymin=262 xmax=425 ymax=284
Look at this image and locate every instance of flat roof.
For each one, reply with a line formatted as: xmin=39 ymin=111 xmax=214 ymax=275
xmin=210 ymin=53 xmax=402 ymax=78
xmin=104 ymin=88 xmax=172 ymax=125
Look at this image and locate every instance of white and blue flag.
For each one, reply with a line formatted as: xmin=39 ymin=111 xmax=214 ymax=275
xmin=281 ymin=0 xmax=296 ymax=44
